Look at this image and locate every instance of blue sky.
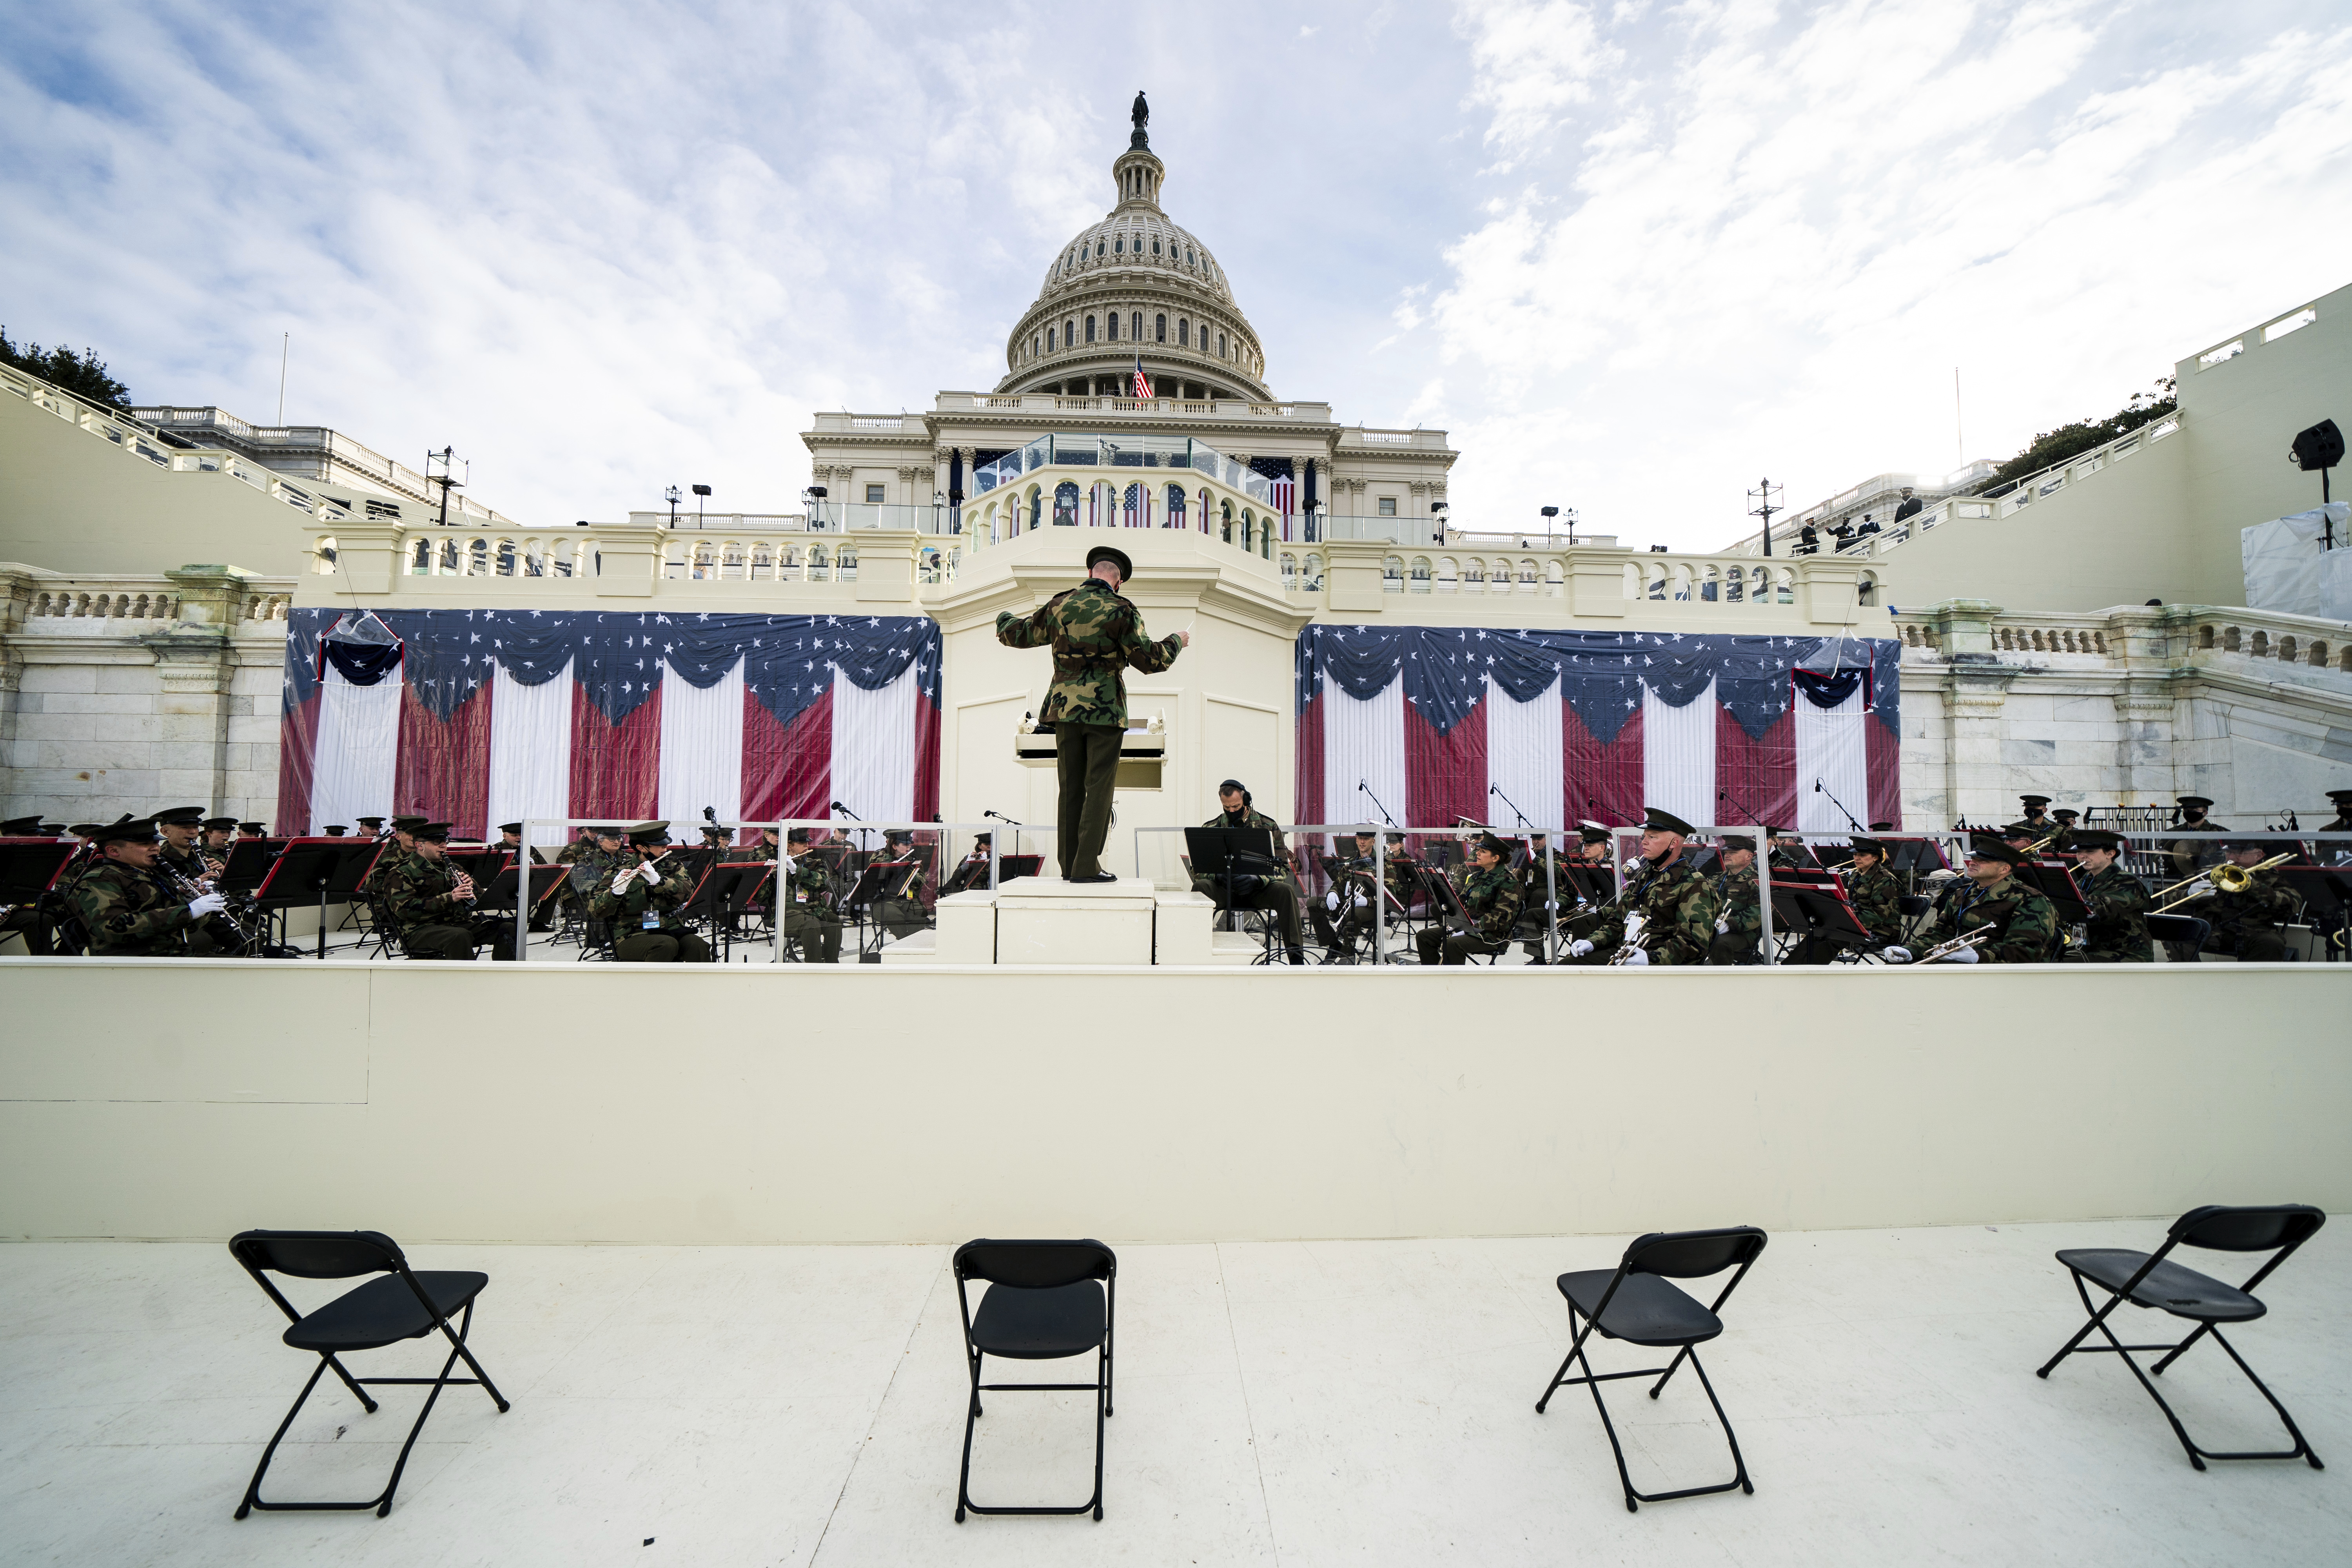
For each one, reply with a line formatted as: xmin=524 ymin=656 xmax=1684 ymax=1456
xmin=4 ymin=1 xmax=2347 ymax=548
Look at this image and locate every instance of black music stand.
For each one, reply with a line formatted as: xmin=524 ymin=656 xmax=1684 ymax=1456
xmin=2276 ymin=867 xmax=2349 ymax=963
xmin=216 ymin=837 xmax=286 ymax=897
xmin=0 ymin=840 xmax=76 ymax=953
xmin=841 ymin=860 xmax=906 ymax=960
xmin=681 ymin=863 xmax=769 ymax=961
xmin=253 ymin=839 xmax=381 ymax=960
xmin=1185 ymin=826 xmax=1282 ymax=963
xmin=996 ymin=853 xmax=1043 ymax=885
xmin=479 ymin=862 xmax=567 ymax=919
xmin=2016 ymin=862 xmax=2091 ymax=927
xmin=1778 ymin=882 xmax=1875 ymax=960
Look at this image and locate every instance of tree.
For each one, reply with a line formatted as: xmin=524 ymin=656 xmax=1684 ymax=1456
xmin=0 ymin=324 xmax=131 ymax=408
xmin=1975 ymin=377 xmax=2177 ymax=495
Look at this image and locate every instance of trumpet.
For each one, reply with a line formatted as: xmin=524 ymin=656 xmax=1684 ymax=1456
xmin=1913 ymin=922 xmax=1996 ymax=962
xmin=2151 ymin=853 xmax=2293 ymax=915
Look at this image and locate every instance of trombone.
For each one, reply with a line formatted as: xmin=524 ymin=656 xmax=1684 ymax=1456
xmin=2150 ymin=852 xmax=2294 ymax=915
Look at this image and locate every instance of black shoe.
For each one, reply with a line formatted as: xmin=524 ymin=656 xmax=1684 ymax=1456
xmin=1071 ymin=870 xmax=1119 ymax=884
xmin=1287 ymin=947 xmax=1308 ymax=966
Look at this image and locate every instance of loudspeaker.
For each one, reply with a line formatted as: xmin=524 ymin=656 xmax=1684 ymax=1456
xmin=2291 ymin=419 xmax=2343 ymax=471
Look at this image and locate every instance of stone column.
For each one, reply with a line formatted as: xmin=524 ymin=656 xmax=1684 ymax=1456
xmin=143 ymin=567 xmax=261 ymax=812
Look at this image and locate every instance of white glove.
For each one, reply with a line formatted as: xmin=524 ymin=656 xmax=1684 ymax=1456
xmin=611 ymin=869 xmax=637 ymax=895
xmin=1567 ymin=939 xmax=1594 ymax=957
xmin=637 ymin=860 xmax=662 ymax=886
xmin=1621 ymin=913 xmax=1646 ymax=945
xmin=1715 ymin=916 xmax=1730 ymax=934
xmin=1935 ymin=946 xmax=1981 ymax=964
xmin=1619 ymin=947 xmax=1649 ymax=966
xmin=1325 ymin=889 xmax=1340 ymax=911
xmin=1880 ymin=945 xmax=1912 ymax=964
xmin=187 ymin=892 xmax=227 ymax=918
xmin=1352 ymin=891 xmax=1368 ymax=909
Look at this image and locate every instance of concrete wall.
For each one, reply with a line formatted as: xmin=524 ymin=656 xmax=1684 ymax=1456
xmin=3 ymin=960 xmax=2345 ymax=1245
xmin=0 ymin=388 xmax=319 ymax=578
xmin=1872 ymin=281 xmax=2352 ymax=615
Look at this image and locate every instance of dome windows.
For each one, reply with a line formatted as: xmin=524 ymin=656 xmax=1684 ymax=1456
xmin=1107 ymin=312 xmax=1118 ymax=341
xmin=1178 ymin=318 xmax=1189 ymax=347
xmin=1085 ymin=315 xmax=1096 ymax=344
xmin=1130 ymin=311 xmax=1143 ymax=339
xmin=1218 ymin=331 xmax=1227 ymax=357
xmin=1114 ymin=234 xmax=1125 ymax=254
xmin=1155 ymin=313 xmax=1166 ymax=343
xmin=1152 ymin=237 xmax=1161 ymax=257
xmin=1031 ymin=331 xmax=1041 ymax=358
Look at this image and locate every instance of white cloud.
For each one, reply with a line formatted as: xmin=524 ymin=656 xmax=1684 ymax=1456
xmin=1426 ymin=0 xmax=2352 ymax=545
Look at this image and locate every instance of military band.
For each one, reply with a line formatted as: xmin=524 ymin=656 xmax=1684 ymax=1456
xmin=7 ymin=785 xmax=2348 ymax=964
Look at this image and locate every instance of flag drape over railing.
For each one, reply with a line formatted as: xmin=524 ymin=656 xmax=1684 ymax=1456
xmin=1294 ymin=624 xmax=1900 ymax=836
xmin=278 ymin=608 xmax=941 ymax=840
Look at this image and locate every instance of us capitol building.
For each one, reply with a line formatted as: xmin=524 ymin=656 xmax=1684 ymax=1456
xmin=797 ymin=93 xmax=1462 ymax=551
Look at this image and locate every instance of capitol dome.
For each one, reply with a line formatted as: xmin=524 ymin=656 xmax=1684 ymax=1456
xmin=998 ymin=95 xmax=1272 ymax=403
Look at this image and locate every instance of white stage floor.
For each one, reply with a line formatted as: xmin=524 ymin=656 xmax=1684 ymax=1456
xmin=2 ymin=1220 xmax=2343 ymax=1566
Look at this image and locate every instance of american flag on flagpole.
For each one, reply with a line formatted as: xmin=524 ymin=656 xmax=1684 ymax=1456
xmin=1132 ymin=355 xmax=1152 ymax=399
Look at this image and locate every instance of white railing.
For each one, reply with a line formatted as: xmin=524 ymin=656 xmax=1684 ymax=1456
xmin=127 ymin=405 xmax=523 ymax=527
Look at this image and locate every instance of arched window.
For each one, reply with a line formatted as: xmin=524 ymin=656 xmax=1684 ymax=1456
xmin=1857 ymin=573 xmax=1878 ymax=607
xmin=1178 ymin=318 xmax=1189 ymax=347
xmin=1155 ymin=313 xmax=1166 ymax=342
xmin=1065 ymin=318 xmax=1075 ymax=346
xmin=1031 ymin=332 xmax=1041 ymax=357
xmin=1027 ymin=487 xmax=1042 ymax=530
xmin=410 ymin=539 xmax=432 ymax=574
xmin=1383 ymin=555 xmax=1403 ymax=592
xmin=467 ymin=537 xmax=489 ymax=575
xmin=1410 ymin=557 xmax=1432 ymax=593
xmin=438 ymin=538 xmax=459 ymax=573
xmin=1085 ymin=315 xmax=1096 ymax=343
xmin=1152 ymin=237 xmax=1162 ymax=256
xmin=751 ymin=543 xmax=773 ymax=579
xmin=1164 ymin=483 xmax=1186 ymax=526
xmin=1281 ymin=553 xmax=1297 ymax=589
xmin=1187 ymin=247 xmax=1196 ymax=265
xmin=1218 ymin=331 xmax=1228 ymax=357
xmin=1125 ymin=481 xmax=1145 ymax=526
xmin=1220 ymin=500 xmax=1235 ymax=542
xmin=1107 ymin=312 xmax=1118 ymax=341
xmin=1241 ymin=510 xmax=1254 ymax=551
xmin=1302 ymin=553 xmax=1324 ymax=591
xmin=1131 ymin=311 xmax=1143 ymax=340
xmin=1054 ymin=481 xmax=1080 ymax=526
xmin=809 ymin=543 xmax=830 ymax=581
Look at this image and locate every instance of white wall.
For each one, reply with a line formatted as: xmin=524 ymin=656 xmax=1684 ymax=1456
xmin=4 ymin=960 xmax=2345 ymax=1245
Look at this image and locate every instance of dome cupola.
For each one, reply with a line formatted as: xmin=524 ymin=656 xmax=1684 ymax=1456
xmin=998 ymin=93 xmax=1271 ymax=402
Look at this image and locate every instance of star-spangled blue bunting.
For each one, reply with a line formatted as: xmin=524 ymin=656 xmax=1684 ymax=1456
xmin=283 ymin=607 xmax=941 ymax=727
xmin=1296 ymin=625 xmax=1899 ymax=742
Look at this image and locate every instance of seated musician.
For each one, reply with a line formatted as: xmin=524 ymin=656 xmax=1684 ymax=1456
xmin=1706 ymin=835 xmax=1762 ymax=965
xmin=200 ymin=815 xmax=238 ymax=864
xmin=1561 ymin=808 xmax=1719 ymax=966
xmin=497 ymin=820 xmax=557 ymax=931
xmin=384 ymin=822 xmax=515 ymax=961
xmin=1310 ymin=828 xmax=1383 ymax=956
xmin=584 ymin=821 xmax=711 ymax=962
xmin=1517 ymin=832 xmax=1573 ymax=964
xmin=1416 ymin=833 xmax=1520 ymax=965
xmin=62 ymin=816 xmax=229 ymax=957
xmin=1886 ymin=837 xmax=2055 ymax=963
xmin=2181 ymin=838 xmax=2299 ymax=962
xmin=777 ymin=827 xmax=844 ymax=963
xmin=2071 ymin=829 xmax=2152 ymax=962
xmin=1194 ymin=779 xmax=1306 ymax=966
xmin=941 ymin=832 xmax=993 ymax=895
xmin=1841 ymin=837 xmax=1906 ymax=954
xmin=870 ymin=828 xmax=931 ymax=941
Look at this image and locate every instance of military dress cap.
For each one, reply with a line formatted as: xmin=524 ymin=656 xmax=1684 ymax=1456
xmin=1641 ymin=806 xmax=1697 ymax=837
xmin=1719 ymin=834 xmax=1758 ymax=853
xmin=1848 ymin=837 xmax=1888 ymax=857
xmin=1577 ymin=822 xmax=1612 ymax=843
xmin=2019 ymin=794 xmax=2051 ymax=808
xmin=2070 ymin=829 xmax=2125 ymax=851
xmin=1085 ymin=544 xmax=1134 ymax=582
xmin=391 ymin=815 xmax=429 ymax=831
xmin=411 ymin=822 xmax=453 ymax=843
xmin=0 ymin=815 xmax=44 ymax=834
xmin=322 ymin=825 xmax=349 ymax=836
xmin=154 ymin=805 xmax=207 ymax=826
xmin=202 ymin=815 xmax=239 ymax=831
xmin=1474 ymin=833 xmax=1509 ymax=859
xmin=498 ymin=821 xmax=524 ymax=835
xmin=2325 ymin=788 xmax=2352 ymax=804
xmin=91 ymin=817 xmax=163 ymax=845
xmin=1966 ymin=836 xmax=2027 ymax=865
xmin=2176 ymin=795 xmax=2214 ymax=809
xmin=786 ymin=827 xmax=813 ymax=845
xmin=356 ymin=816 xmax=386 ymax=829
xmin=2001 ymin=821 xmax=2038 ymax=837
xmin=1869 ymin=820 xmax=1896 ymax=831
xmin=2218 ymin=837 xmax=2269 ymax=852
xmin=2050 ymin=808 xmax=2081 ymax=823
xmin=239 ymin=822 xmax=265 ymax=835
xmin=626 ymin=821 xmax=670 ymax=846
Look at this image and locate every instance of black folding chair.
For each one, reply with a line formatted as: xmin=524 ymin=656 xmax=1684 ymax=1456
xmin=951 ymin=1239 xmax=1116 ymax=1523
xmin=227 ymin=1230 xmax=510 ymax=1518
xmin=2036 ymin=1204 xmax=2325 ymax=1470
xmin=1535 ymin=1227 xmax=1768 ymax=1511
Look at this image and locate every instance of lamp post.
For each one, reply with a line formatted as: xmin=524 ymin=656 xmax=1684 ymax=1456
xmin=804 ymin=485 xmax=828 ymax=532
xmin=691 ymin=483 xmax=711 ymax=527
xmin=426 ymin=446 xmax=467 ymax=527
xmin=1431 ymin=499 xmax=1449 ymax=545
xmin=1748 ymin=478 xmax=1784 ymax=557
xmin=665 ymin=485 xmax=681 ymax=526
xmin=1539 ymin=504 xmax=1557 ymax=546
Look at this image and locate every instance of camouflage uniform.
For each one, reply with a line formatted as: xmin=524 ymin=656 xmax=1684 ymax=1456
xmin=1705 ymin=864 xmax=1763 ymax=965
xmin=1518 ymin=847 xmax=1573 ymax=961
xmin=584 ymin=852 xmax=710 ymax=962
xmin=2078 ymin=860 xmax=2154 ymax=962
xmin=1844 ymin=862 xmax=1906 ymax=946
xmin=2187 ymin=867 xmax=2299 ymax=962
xmin=1564 ymin=857 xmax=1721 ymax=965
xmin=995 ymin=579 xmax=1182 ymax=878
xmin=1919 ymin=873 xmax=2059 ymax=964
xmin=384 ymin=853 xmax=514 ymax=961
xmin=65 ymin=861 xmax=199 ymax=956
xmin=1193 ymin=807 xmax=1303 ymax=949
xmin=779 ymin=852 xmax=843 ymax=963
xmin=1416 ymin=863 xmax=1522 ymax=965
